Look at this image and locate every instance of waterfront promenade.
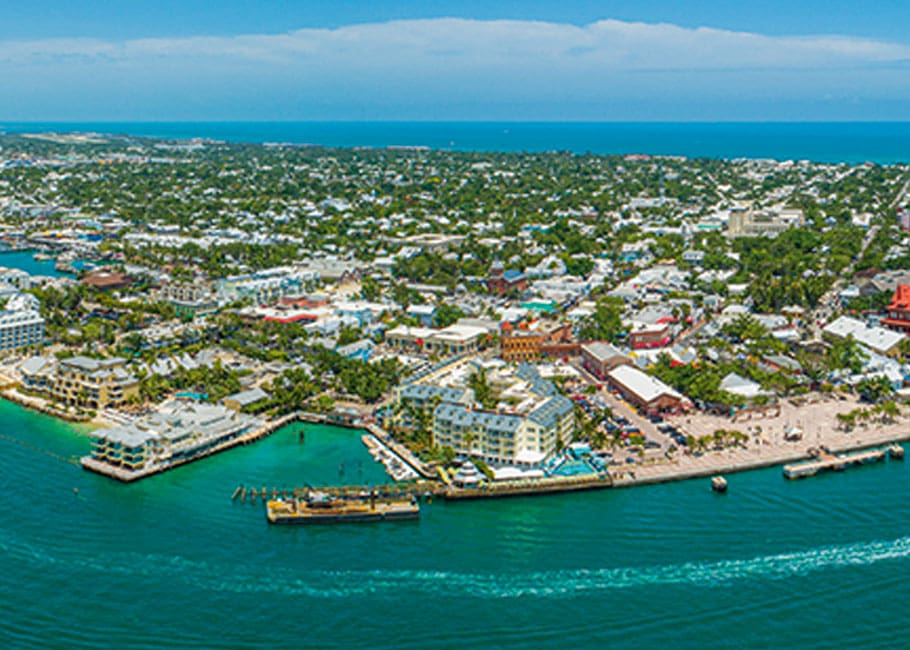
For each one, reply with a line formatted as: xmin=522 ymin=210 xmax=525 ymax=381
xmin=613 ymin=394 xmax=910 ymax=487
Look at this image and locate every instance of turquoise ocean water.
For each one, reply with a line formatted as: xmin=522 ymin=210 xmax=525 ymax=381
xmin=0 ymin=250 xmax=68 ymax=278
xmin=0 ymin=399 xmax=908 ymax=649
xmin=3 ymin=121 xmax=910 ymax=163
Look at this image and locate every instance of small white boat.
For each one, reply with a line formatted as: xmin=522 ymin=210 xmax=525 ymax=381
xmin=711 ymin=476 xmax=728 ymax=493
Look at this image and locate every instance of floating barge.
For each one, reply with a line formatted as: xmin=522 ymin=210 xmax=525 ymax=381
xmin=783 ymin=448 xmax=887 ymax=480
xmin=266 ymin=490 xmax=420 ymax=524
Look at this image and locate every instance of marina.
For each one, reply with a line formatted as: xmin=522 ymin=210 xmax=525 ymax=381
xmin=360 ymin=433 xmax=419 ymax=481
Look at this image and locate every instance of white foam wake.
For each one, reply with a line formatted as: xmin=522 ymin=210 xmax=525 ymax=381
xmin=2 ymin=531 xmax=909 ymax=599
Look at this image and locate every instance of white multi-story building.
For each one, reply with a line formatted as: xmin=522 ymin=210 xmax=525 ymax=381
xmin=394 ymin=358 xmax=575 ymax=466
xmin=0 ymin=292 xmax=44 ymax=352
xmin=0 ymin=267 xmax=39 ymax=291
xmin=216 ymin=267 xmax=319 ymax=305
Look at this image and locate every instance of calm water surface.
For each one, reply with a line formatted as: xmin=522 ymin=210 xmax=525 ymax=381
xmin=3 ymin=121 xmax=910 ymax=163
xmin=0 ymin=250 xmax=67 ymax=278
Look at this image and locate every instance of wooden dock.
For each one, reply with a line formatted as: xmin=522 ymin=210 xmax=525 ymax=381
xmin=783 ymin=448 xmax=887 ymax=479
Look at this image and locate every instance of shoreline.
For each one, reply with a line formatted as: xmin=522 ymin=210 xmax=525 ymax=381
xmin=0 ymin=387 xmax=94 ymax=426
xmin=2 ymin=389 xmax=906 ymax=493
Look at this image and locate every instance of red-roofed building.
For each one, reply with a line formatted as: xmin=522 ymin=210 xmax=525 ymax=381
xmin=81 ymin=268 xmax=132 ymax=291
xmin=487 ymin=261 xmax=527 ymax=296
xmin=882 ymin=284 xmax=910 ymax=334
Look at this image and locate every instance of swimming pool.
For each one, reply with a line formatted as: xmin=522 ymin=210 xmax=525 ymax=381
xmin=549 ymin=459 xmax=597 ymax=477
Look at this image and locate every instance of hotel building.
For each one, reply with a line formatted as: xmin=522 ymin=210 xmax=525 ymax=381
xmin=394 ymin=358 xmax=574 ymax=465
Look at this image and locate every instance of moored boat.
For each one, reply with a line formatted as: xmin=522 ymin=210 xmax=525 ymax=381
xmin=711 ymin=476 xmax=728 ymax=493
xmin=889 ymin=444 xmax=905 ymax=460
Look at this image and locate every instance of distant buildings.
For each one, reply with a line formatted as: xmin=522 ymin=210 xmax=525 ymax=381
xmin=216 ymin=267 xmax=316 ymax=305
xmin=607 ymin=365 xmax=689 ymax=414
xmin=580 ymin=342 xmax=630 ymax=379
xmin=157 ymin=281 xmax=218 ymax=317
xmin=899 ymin=209 xmax=910 ymax=232
xmin=629 ymin=322 xmax=672 ymax=350
xmin=727 ymin=207 xmax=803 ymax=238
xmin=222 ymin=387 xmax=270 ymax=412
xmin=487 ymin=261 xmax=527 ymax=295
xmin=395 ymin=233 xmax=466 ymax=252
xmin=823 ymin=315 xmax=903 ymax=357
xmin=499 ymin=321 xmax=575 ymax=363
xmin=81 ymin=268 xmax=132 ymax=291
xmin=385 ymin=324 xmax=489 ymax=357
xmin=0 ymin=267 xmax=40 ymax=291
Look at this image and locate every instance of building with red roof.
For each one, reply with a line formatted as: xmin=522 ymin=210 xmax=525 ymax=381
xmin=881 ymin=284 xmax=910 ymax=334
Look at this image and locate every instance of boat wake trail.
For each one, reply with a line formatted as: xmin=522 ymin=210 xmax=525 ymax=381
xmin=3 ymin=532 xmax=910 ymax=599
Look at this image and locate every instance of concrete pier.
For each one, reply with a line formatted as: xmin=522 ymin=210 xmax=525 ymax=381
xmin=783 ymin=448 xmax=887 ymax=479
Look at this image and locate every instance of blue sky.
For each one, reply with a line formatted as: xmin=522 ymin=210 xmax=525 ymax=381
xmin=2 ymin=1 xmax=910 ymax=121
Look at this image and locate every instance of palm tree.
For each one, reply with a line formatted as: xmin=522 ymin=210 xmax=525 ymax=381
xmin=463 ymin=431 xmax=477 ymax=456
xmin=879 ymin=400 xmax=900 ymax=424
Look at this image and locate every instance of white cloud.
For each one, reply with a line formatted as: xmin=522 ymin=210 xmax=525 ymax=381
xmin=2 ymin=17 xmax=909 ymax=71
xmin=2 ymin=18 xmax=909 ymax=120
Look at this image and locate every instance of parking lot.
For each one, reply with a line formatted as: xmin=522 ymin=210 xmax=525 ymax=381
xmin=570 ymin=362 xmax=683 ymax=462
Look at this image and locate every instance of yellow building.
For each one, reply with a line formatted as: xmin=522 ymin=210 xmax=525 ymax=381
xmin=49 ymin=356 xmax=140 ymax=410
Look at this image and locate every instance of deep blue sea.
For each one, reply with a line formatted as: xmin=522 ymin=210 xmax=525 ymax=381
xmin=3 ymin=121 xmax=910 ymax=163
xmin=1 ymin=400 xmax=909 ymax=649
